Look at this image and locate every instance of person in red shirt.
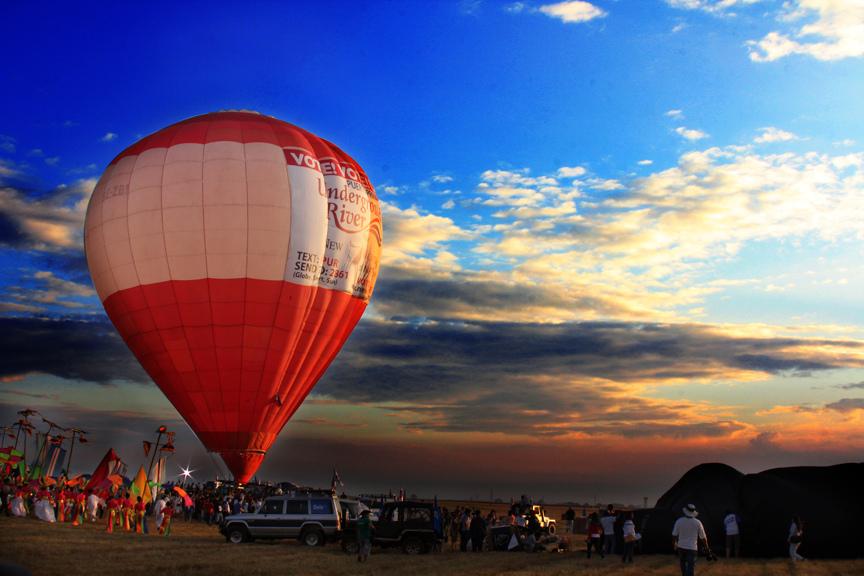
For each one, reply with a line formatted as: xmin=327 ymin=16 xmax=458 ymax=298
xmin=134 ymin=496 xmax=146 ymax=533
xmin=122 ymin=492 xmax=133 ymax=531
xmin=72 ymin=490 xmax=86 ymax=526
xmin=106 ymin=495 xmax=121 ymax=533
xmin=158 ymin=504 xmax=173 ymax=536
xmin=56 ymin=488 xmax=67 ymax=523
xmin=586 ymin=512 xmax=605 ymax=559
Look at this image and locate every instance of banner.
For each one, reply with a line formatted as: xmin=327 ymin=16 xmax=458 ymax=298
xmin=131 ymin=466 xmax=151 ymax=503
xmin=44 ymin=444 xmax=66 ymax=478
xmin=85 ymin=448 xmax=121 ymax=491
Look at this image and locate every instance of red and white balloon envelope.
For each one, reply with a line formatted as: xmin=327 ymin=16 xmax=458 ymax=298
xmin=84 ymin=111 xmax=382 ymax=482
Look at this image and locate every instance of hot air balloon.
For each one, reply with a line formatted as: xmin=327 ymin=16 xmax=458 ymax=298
xmin=84 ymin=111 xmax=382 ymax=482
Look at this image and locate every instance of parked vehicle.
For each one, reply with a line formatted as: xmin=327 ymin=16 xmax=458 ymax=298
xmin=341 ymin=500 xmax=441 ymax=554
xmin=220 ymin=490 xmax=341 ymax=546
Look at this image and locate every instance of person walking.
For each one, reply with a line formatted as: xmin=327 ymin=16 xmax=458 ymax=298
xmin=621 ymin=511 xmax=637 ymax=563
xmin=672 ymin=504 xmax=708 ymax=576
xmin=788 ymin=515 xmax=804 ymax=561
xmin=723 ymin=509 xmax=740 ymax=558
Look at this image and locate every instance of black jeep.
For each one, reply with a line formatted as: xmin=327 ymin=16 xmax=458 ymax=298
xmin=341 ymin=501 xmax=441 ymax=555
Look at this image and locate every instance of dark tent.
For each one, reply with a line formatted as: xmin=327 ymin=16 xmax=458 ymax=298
xmin=641 ymin=462 xmax=864 ymax=558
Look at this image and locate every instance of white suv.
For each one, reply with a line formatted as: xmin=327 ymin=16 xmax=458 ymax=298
xmin=220 ymin=491 xmax=342 ymax=546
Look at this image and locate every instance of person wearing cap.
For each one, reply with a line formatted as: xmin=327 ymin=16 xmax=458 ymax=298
xmin=672 ymin=503 xmax=707 ymax=576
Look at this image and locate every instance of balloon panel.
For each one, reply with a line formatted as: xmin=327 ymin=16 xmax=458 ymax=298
xmin=84 ymin=112 xmax=382 ymax=482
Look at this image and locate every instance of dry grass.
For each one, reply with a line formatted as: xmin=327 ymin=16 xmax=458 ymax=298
xmin=2 ymin=515 xmax=862 ymax=576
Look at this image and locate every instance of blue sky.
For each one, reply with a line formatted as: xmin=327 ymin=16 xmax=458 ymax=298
xmin=2 ymin=0 xmax=864 ymax=502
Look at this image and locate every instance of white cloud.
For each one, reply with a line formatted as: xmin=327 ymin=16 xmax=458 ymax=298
xmin=442 ymin=199 xmax=456 ymax=209
xmin=665 ymin=0 xmax=762 ymax=15
xmin=748 ymin=0 xmax=864 ymax=62
xmin=467 ymin=144 xmax=864 ymax=322
xmin=638 ymin=160 xmax=654 ymax=166
xmin=672 ymin=22 xmax=688 ymax=33
xmin=432 ymin=174 xmax=454 ymax=183
xmin=675 ymin=126 xmax=709 ymax=141
xmin=539 ymin=0 xmax=607 ymax=23
xmin=665 ymin=109 xmax=684 ymax=119
xmin=754 ymin=127 xmax=799 ymax=144
xmin=589 ymin=178 xmax=625 ymax=190
xmin=505 ymin=2 xmax=527 ymax=13
xmin=379 ymin=202 xmax=471 ymax=271
xmin=101 ymin=132 xmax=118 ymax=142
xmin=557 ymin=166 xmax=587 ymax=178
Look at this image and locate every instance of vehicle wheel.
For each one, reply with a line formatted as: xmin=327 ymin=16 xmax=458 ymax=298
xmin=342 ymin=538 xmax=359 ymax=555
xmin=301 ymin=528 xmax=325 ymax=547
xmin=402 ymin=537 xmax=424 ymax=555
xmin=226 ymin=525 xmax=249 ymax=544
xmin=547 ymin=523 xmax=556 ymax=535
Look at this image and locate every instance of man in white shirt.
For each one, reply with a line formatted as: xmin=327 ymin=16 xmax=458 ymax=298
xmin=600 ymin=505 xmax=617 ymax=555
xmin=672 ymin=504 xmax=708 ymax=576
xmin=153 ymin=494 xmax=167 ymax=528
xmin=723 ymin=509 xmax=740 ymax=558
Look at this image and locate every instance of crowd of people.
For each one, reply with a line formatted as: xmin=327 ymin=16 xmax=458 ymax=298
xmin=1 ymin=476 xmax=190 ymax=535
xmin=2 ymin=473 xmax=810 ymax=574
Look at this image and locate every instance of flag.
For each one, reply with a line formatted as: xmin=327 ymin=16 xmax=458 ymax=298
xmin=143 ymin=441 xmax=152 ymax=457
xmin=44 ymin=444 xmax=66 ymax=478
xmin=132 ymin=466 xmax=151 ymax=504
xmin=331 ymin=468 xmax=343 ymax=491
xmin=85 ymin=448 xmax=121 ymax=490
xmin=173 ymin=486 xmax=193 ymax=507
xmin=66 ymin=474 xmax=84 ymax=487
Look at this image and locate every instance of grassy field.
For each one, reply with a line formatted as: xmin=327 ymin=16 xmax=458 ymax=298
xmin=2 ymin=515 xmax=862 ymax=576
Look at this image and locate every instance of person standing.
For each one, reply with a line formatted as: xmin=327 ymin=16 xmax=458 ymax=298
xmin=788 ymin=515 xmax=804 ymax=561
xmin=601 ymin=505 xmax=617 ymax=555
xmin=564 ymin=506 xmax=576 ymax=534
xmin=449 ymin=509 xmax=460 ymax=551
xmin=470 ymin=510 xmax=486 ymax=552
xmin=621 ymin=511 xmax=637 ymax=563
xmin=672 ymin=504 xmax=708 ymax=576
xmin=723 ymin=509 xmax=740 ymax=558
xmin=459 ymin=508 xmax=471 ymax=552
xmin=356 ymin=509 xmax=373 ymax=562
xmin=586 ymin=512 xmax=604 ymax=558
xmin=133 ymin=496 xmax=145 ymax=533
xmin=154 ymin=493 xmax=167 ymax=528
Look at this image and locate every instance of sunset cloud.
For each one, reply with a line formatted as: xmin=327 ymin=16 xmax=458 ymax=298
xmin=0 ymin=179 xmax=96 ymax=250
